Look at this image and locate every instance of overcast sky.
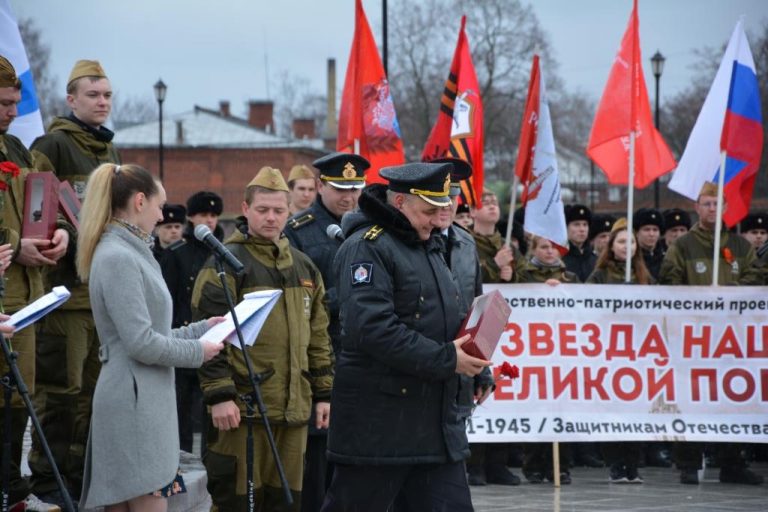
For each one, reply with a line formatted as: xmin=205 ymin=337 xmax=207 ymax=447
xmin=10 ymin=0 xmax=768 ymax=120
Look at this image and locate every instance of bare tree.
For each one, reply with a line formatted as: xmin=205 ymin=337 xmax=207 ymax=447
xmin=110 ymin=93 xmax=157 ymax=129
xmin=271 ymin=70 xmax=327 ymax=139
xmin=18 ymin=18 xmax=67 ymax=124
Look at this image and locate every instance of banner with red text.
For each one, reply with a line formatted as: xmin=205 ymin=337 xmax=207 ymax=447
xmin=468 ymin=284 xmax=768 ymax=443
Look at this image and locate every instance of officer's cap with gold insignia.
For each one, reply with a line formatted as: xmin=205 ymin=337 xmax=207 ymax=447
xmin=739 ymin=212 xmax=768 ymax=233
xmin=590 ymin=213 xmax=617 ymax=239
xmin=430 ymin=157 xmax=472 ymax=197
xmin=662 ymin=208 xmax=692 ymax=232
xmin=633 ymin=207 xmax=664 ymax=231
xmin=564 ymin=204 xmax=592 ymax=225
xmin=159 ymin=204 xmax=186 ymax=226
xmin=312 ymin=152 xmax=370 ymax=189
xmin=0 ymin=55 xmax=20 ymax=89
xmin=186 ymin=191 xmax=223 ymax=216
xmin=67 ymin=60 xmax=108 ymax=87
xmin=247 ymin=166 xmax=289 ymax=192
xmin=380 ymin=162 xmax=453 ymax=207
xmin=287 ymin=164 xmax=316 ymax=185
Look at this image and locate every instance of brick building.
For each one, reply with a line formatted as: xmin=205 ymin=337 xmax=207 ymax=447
xmin=114 ymin=100 xmax=329 ymax=217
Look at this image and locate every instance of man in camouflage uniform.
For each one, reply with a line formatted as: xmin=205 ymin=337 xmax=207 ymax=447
xmin=192 ymin=167 xmax=333 ymax=511
xmin=283 ymin=152 xmax=368 ymax=511
xmin=27 ymin=60 xmax=120 ymax=503
xmin=0 ymin=55 xmax=70 ymax=512
xmin=659 ymin=182 xmax=763 ymax=485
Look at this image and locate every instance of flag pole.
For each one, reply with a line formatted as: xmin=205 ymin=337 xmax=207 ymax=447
xmin=625 ymin=131 xmax=636 ymax=283
xmin=712 ymin=149 xmax=727 ymax=286
xmin=504 ymin=176 xmax=519 ymax=246
xmin=354 ymin=138 xmax=360 ymax=154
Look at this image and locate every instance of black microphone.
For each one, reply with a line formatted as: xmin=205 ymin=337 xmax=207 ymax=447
xmin=326 ymin=224 xmax=345 ymax=242
xmin=194 ymin=224 xmax=245 ymax=274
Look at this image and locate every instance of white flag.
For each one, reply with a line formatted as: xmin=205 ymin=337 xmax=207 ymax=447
xmin=0 ymin=0 xmax=44 ymax=148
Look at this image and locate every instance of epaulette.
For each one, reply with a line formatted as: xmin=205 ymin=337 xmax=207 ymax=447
xmin=363 ymin=225 xmax=384 ymax=241
xmin=288 ymin=213 xmax=315 ymax=230
xmin=168 ymin=239 xmax=187 ymax=251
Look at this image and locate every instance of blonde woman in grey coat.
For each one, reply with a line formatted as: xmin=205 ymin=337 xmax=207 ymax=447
xmin=75 ymin=163 xmax=224 ymax=511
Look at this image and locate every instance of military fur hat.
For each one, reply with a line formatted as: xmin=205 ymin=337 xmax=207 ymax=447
xmin=662 ymin=208 xmax=692 ymax=231
xmin=67 ymin=60 xmax=107 ymax=87
xmin=186 ymin=191 xmax=223 ymax=216
xmin=159 ymin=204 xmax=186 ymax=226
xmin=247 ymin=166 xmax=289 ymax=192
xmin=740 ymin=212 xmax=768 ymax=233
xmin=590 ymin=213 xmax=617 ymax=239
xmin=564 ymin=204 xmax=592 ymax=225
xmin=0 ymin=55 xmax=20 ymax=89
xmin=633 ymin=207 xmax=664 ymax=231
xmin=287 ymin=164 xmax=316 ymax=185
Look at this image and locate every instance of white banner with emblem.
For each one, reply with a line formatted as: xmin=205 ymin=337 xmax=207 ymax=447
xmin=467 ymin=284 xmax=768 ymax=443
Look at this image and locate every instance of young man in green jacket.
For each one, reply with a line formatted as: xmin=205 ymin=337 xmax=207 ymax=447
xmin=192 ymin=167 xmax=333 ymax=511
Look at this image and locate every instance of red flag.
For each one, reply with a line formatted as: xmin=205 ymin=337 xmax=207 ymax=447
xmin=514 ymin=55 xmax=541 ymax=200
xmin=586 ymin=0 xmax=676 ymax=188
xmin=422 ymin=16 xmax=484 ymax=206
xmin=337 ymin=0 xmax=404 ymax=183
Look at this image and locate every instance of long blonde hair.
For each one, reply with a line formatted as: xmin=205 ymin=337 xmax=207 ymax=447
xmin=76 ymin=163 xmax=158 ymax=281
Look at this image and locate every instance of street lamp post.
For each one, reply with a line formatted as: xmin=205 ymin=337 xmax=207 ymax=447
xmin=154 ymin=79 xmax=167 ymax=181
xmin=651 ymin=51 xmax=665 ymax=210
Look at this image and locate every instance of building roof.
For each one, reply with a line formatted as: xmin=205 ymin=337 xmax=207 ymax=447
xmin=114 ymin=105 xmax=325 ymax=150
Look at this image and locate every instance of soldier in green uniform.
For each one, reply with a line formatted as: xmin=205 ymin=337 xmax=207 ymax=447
xmin=192 ymin=167 xmax=333 ymax=511
xmin=283 ymin=152 xmax=368 ymax=511
xmin=659 ymin=182 xmax=763 ymax=486
xmin=0 ymin=55 xmax=70 ymax=512
xmin=287 ymin=164 xmax=317 ymax=216
xmin=27 ymin=60 xmax=120 ymax=504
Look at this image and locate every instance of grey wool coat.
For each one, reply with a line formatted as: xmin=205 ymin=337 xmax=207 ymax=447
xmin=80 ymin=224 xmax=206 ymax=508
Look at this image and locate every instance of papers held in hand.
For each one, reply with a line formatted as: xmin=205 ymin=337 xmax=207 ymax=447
xmin=201 ymin=290 xmax=282 ymax=349
xmin=3 ymin=286 xmax=71 ymax=331
xmin=456 ymin=289 xmax=512 ymax=360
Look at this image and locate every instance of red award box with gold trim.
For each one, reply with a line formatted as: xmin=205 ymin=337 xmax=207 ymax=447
xmin=457 ymin=289 xmax=511 ymax=360
xmin=58 ymin=179 xmax=82 ymax=230
xmin=22 ymin=172 xmax=59 ymax=239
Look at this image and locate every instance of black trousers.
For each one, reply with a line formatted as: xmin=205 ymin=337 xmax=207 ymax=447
xmin=175 ymin=368 xmax=204 ymax=454
xmin=675 ymin=442 xmax=745 ymax=470
xmin=602 ymin=441 xmax=642 ymax=468
xmin=301 ymin=433 xmax=332 ymax=512
xmin=320 ymin=462 xmax=473 ymax=512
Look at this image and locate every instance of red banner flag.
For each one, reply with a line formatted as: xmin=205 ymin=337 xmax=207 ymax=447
xmin=422 ymin=16 xmax=484 ymax=206
xmin=586 ymin=0 xmax=676 ymax=189
xmin=337 ymin=0 xmax=404 ymax=183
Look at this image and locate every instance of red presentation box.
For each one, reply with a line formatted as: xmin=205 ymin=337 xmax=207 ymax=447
xmin=22 ymin=172 xmax=59 ymax=240
xmin=457 ymin=289 xmax=511 ymax=360
xmin=58 ymin=179 xmax=82 ymax=230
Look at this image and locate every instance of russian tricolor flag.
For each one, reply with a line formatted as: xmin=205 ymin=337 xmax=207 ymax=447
xmin=0 ymin=0 xmax=44 ymax=148
xmin=669 ymin=20 xmax=763 ymax=227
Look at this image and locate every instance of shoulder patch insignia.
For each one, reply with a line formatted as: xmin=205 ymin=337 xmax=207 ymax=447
xmin=363 ymin=225 xmax=384 ymax=241
xmin=351 ymin=262 xmax=373 ymax=285
xmin=288 ymin=213 xmax=315 ymax=230
xmin=300 ymin=278 xmax=315 ymax=289
xmin=695 ymin=261 xmax=707 ymax=274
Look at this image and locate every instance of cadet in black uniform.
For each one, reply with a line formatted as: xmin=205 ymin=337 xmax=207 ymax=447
xmin=633 ymin=207 xmax=665 ymax=280
xmin=153 ymin=203 xmax=185 ymax=262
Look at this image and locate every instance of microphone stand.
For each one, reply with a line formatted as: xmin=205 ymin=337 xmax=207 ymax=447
xmin=1 ymin=332 xmax=75 ymax=512
xmin=213 ymin=257 xmax=292 ymax=510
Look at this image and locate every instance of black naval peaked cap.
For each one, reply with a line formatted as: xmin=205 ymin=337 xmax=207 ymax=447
xmin=380 ymin=162 xmax=453 ymax=207
xmin=159 ymin=204 xmax=186 ymax=225
xmin=312 ymin=152 xmax=370 ymax=189
xmin=430 ymin=157 xmax=472 ymax=197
